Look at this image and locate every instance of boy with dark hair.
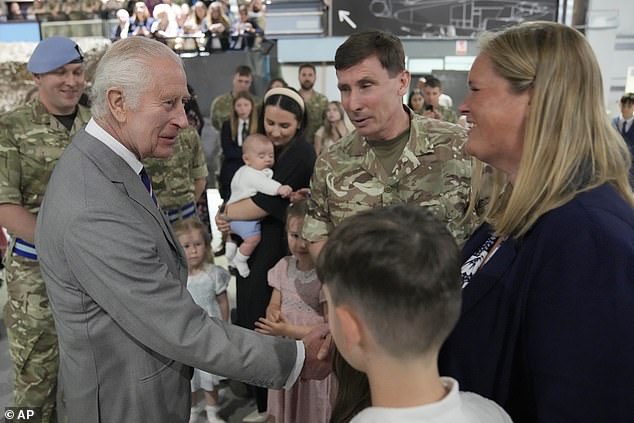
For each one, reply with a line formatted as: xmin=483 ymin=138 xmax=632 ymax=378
xmin=613 ymin=92 xmax=634 ymax=184
xmin=317 ymin=204 xmax=511 ymax=423
xmin=422 ymin=76 xmax=458 ymax=123
xmin=613 ymin=92 xmax=634 ymax=147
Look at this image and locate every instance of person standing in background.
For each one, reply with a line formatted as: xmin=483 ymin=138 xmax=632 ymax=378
xmin=313 ymin=100 xmax=352 ymax=155
xmin=144 ymin=85 xmax=209 ymax=225
xmin=421 ymin=76 xmax=458 ymax=123
xmin=210 ymin=65 xmax=257 ymax=132
xmin=218 ymin=91 xmax=260 ymax=202
xmin=612 ymin=92 xmax=634 ymax=185
xmin=0 ymin=36 xmax=91 ymax=422
xmin=297 ymin=63 xmax=329 ymax=146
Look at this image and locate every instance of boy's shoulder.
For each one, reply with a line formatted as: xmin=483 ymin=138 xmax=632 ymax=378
xmin=350 ymin=377 xmax=511 ymax=423
xmin=457 ymin=391 xmax=512 ymax=422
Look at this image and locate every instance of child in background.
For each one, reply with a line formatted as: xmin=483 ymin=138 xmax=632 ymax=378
xmin=174 ymin=218 xmax=230 ymax=423
xmin=224 ymin=134 xmax=292 ymax=278
xmin=407 ymin=89 xmax=425 ymax=115
xmin=254 ymin=200 xmax=333 ymax=423
xmin=218 ymin=91 xmax=259 ymax=202
xmin=317 ymin=205 xmax=511 ymax=423
xmin=313 ymin=101 xmax=352 ymax=155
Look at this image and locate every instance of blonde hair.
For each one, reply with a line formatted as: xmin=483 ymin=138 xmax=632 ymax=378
xmin=172 ymin=218 xmax=214 ymax=265
xmin=469 ymin=21 xmax=633 ymax=238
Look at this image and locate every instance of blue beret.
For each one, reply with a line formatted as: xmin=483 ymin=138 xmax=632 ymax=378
xmin=27 ymin=36 xmax=84 ymax=74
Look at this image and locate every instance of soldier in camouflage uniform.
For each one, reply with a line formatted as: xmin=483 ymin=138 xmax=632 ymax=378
xmin=303 ymin=30 xmax=475 ymax=252
xmin=298 ymin=63 xmax=329 ymax=146
xmin=421 ymin=75 xmax=459 ymax=123
xmin=302 ymin=29 xmax=477 ymax=423
xmin=209 ymin=65 xmax=259 ymax=131
xmin=144 ymin=125 xmax=208 ymax=223
xmin=0 ymin=37 xmax=90 ymax=422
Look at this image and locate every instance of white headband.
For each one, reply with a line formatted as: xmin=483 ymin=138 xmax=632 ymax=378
xmin=264 ymin=87 xmax=305 ymax=113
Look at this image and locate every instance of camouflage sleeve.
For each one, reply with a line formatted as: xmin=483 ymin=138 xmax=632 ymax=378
xmin=302 ymin=154 xmax=332 ymax=243
xmin=0 ymin=115 xmax=22 ymax=205
xmin=211 ymin=96 xmax=232 ymax=132
xmin=444 ymin=107 xmax=458 ymax=124
xmin=443 ymin=143 xmax=478 ymax=246
xmin=210 ymin=97 xmax=221 ymax=132
xmin=187 ymin=128 xmax=208 ymax=180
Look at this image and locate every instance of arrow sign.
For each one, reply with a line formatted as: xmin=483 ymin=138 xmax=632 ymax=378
xmin=338 ymin=10 xmax=357 ymax=29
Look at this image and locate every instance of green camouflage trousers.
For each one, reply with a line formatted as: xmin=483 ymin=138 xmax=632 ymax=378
xmin=3 ymin=254 xmax=58 ymax=423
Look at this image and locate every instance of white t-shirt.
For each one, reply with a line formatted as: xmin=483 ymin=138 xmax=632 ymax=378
xmin=350 ymin=377 xmax=512 ymax=423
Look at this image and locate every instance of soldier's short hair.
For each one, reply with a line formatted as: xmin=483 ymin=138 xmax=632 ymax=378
xmin=235 ymin=65 xmax=253 ymax=77
xmin=334 ymin=30 xmax=405 ymax=78
xmin=423 ymin=76 xmax=442 ymax=89
xmin=298 ymin=63 xmax=316 ymax=73
xmin=317 ymin=204 xmax=462 ymax=358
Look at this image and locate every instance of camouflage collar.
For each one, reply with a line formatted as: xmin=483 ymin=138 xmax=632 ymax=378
xmin=29 ymin=96 xmax=53 ymax=125
xmin=349 ymin=107 xmax=435 ymax=156
xmin=28 ymin=96 xmax=90 ymax=133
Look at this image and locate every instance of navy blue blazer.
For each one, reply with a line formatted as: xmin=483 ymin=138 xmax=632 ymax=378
xmin=439 ymin=184 xmax=634 ymax=423
xmin=612 ymin=117 xmax=634 ymax=149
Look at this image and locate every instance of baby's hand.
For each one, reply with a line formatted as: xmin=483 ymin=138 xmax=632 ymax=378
xmin=289 ymin=188 xmax=311 ymax=203
xmin=278 ymin=185 xmax=293 ymax=198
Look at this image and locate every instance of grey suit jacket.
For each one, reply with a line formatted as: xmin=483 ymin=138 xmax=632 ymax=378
xmin=35 ymin=129 xmax=297 ymax=423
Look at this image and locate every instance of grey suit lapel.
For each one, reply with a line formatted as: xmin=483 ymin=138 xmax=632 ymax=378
xmin=74 ymin=130 xmax=180 ymax=253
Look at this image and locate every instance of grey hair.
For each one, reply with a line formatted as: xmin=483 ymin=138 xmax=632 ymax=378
xmin=91 ymin=37 xmax=183 ymax=120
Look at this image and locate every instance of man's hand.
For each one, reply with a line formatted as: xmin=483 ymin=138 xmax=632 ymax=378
xmin=300 ymin=323 xmax=333 ymax=380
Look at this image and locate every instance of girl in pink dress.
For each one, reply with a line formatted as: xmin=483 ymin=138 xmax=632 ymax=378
xmin=254 ymin=200 xmax=333 ymax=423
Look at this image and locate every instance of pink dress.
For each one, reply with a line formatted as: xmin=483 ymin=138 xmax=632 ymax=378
xmin=267 ymin=256 xmax=334 ymax=423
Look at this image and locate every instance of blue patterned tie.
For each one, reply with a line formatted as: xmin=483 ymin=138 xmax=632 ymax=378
xmin=139 ymin=167 xmax=158 ymax=206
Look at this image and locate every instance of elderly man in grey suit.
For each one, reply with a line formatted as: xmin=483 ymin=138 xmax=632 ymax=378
xmin=35 ymin=37 xmax=326 ymax=423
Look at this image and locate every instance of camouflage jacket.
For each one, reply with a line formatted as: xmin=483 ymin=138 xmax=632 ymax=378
xmin=303 ymin=112 xmax=476 ymax=245
xmin=0 ymin=98 xmax=91 ymax=215
xmin=439 ymin=105 xmax=458 ymax=124
xmin=303 ymin=90 xmax=329 ymax=145
xmin=419 ymin=104 xmax=458 ymax=123
xmin=210 ymin=91 xmax=261 ymax=131
xmin=144 ymin=126 xmax=208 ymax=210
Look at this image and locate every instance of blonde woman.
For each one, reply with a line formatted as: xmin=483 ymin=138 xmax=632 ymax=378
xmin=129 ymin=1 xmax=153 ymax=37
xmin=439 ymin=21 xmax=634 ymax=422
xmin=205 ymin=1 xmax=230 ymax=50
xmin=183 ymin=1 xmax=208 ymax=35
xmin=313 ymin=101 xmax=352 ymax=155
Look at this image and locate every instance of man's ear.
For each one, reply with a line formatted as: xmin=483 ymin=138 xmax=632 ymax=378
xmin=398 ymin=69 xmax=411 ymax=97
xmin=107 ymin=87 xmax=126 ymax=123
